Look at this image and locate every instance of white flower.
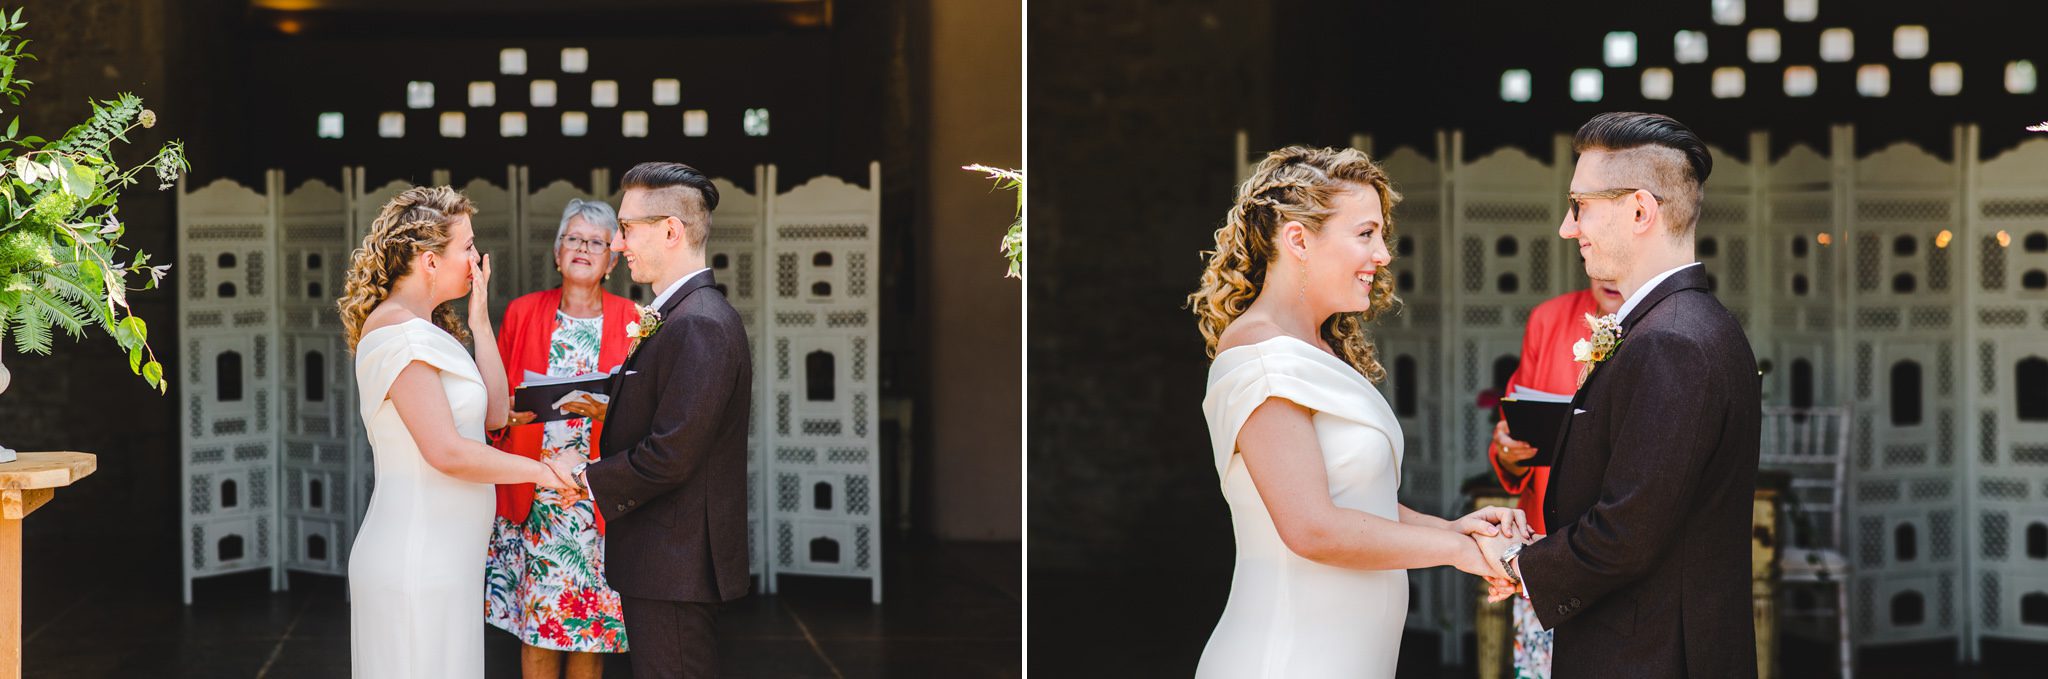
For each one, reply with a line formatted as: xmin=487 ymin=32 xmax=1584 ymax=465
xmin=1576 ymin=312 xmax=1623 ymax=367
xmin=626 ymin=321 xmax=641 ymax=337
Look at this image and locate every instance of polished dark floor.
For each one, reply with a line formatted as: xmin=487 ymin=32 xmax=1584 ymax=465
xmin=1030 ymin=569 xmax=2044 ymax=679
xmin=23 ymin=540 xmax=1019 ymax=678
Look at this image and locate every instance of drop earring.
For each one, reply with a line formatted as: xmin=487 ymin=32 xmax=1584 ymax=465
xmin=1297 ymin=249 xmax=1309 ymax=306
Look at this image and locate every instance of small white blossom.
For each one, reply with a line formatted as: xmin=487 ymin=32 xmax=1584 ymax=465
xmin=1576 ymin=313 xmax=1623 ymax=365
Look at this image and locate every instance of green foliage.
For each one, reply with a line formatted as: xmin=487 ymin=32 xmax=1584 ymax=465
xmin=962 ymin=164 xmax=1024 ymax=279
xmin=0 ymin=7 xmax=185 ymax=393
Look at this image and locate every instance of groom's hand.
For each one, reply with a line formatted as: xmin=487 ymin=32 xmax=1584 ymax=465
xmin=1484 ymin=577 xmax=1519 ymax=603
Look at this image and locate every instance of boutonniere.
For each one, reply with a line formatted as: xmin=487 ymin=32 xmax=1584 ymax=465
xmin=626 ymin=304 xmax=663 ymax=354
xmin=1572 ymin=312 xmax=1622 ymax=387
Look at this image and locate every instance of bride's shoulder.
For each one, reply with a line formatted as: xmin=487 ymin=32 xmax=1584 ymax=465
xmin=359 ymin=304 xmax=420 ymax=336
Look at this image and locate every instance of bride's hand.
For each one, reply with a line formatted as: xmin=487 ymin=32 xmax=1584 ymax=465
xmin=535 ymin=455 xmax=582 ymax=495
xmin=1454 ymin=506 xmax=1531 ymax=541
xmin=467 ymin=253 xmax=492 ymax=325
xmin=1458 ymin=533 xmax=1515 ymax=580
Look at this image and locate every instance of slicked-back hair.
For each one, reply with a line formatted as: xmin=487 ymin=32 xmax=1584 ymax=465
xmin=620 ymin=161 xmax=720 ymax=246
xmin=1572 ymin=112 xmax=1713 ymax=235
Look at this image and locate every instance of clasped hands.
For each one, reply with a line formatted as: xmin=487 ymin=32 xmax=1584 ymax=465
xmin=1451 ymin=506 xmax=1542 ymax=603
xmin=537 ymin=452 xmax=589 ymax=501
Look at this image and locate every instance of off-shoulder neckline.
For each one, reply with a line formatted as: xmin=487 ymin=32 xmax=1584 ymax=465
xmin=358 ymin=317 xmax=443 ymax=343
xmin=1214 ymin=334 xmax=1371 ymax=386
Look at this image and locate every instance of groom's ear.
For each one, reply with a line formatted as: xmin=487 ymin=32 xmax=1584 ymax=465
xmin=1632 ymin=191 xmax=1660 ymax=235
xmin=664 ymin=218 xmax=685 ymax=247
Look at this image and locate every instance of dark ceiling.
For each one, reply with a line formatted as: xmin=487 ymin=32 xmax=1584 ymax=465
xmin=1272 ymin=0 xmax=2048 ymax=163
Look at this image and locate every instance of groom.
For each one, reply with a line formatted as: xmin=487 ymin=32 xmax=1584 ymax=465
xmin=552 ymin=161 xmax=752 ymax=678
xmin=1478 ymin=112 xmax=1761 ymax=678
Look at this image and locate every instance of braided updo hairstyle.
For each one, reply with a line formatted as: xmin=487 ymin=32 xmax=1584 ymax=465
xmin=1187 ymin=145 xmax=1402 ymax=382
xmin=338 ymin=186 xmax=478 ymax=351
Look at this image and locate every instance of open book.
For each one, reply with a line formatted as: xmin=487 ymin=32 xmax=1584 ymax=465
xmin=512 ymin=368 xmax=625 ymax=423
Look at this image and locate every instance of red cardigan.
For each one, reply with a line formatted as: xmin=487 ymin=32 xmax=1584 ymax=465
xmin=1489 ymin=289 xmax=1601 ymax=536
xmin=491 ymin=287 xmax=640 ymax=532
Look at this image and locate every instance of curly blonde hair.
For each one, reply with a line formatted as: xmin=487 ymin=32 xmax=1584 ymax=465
xmin=338 ymin=186 xmax=478 ymax=351
xmin=1187 ymin=145 xmax=1402 ymax=382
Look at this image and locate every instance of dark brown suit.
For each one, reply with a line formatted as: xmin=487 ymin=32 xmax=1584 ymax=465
xmin=589 ymin=270 xmax=752 ymax=678
xmin=1518 ymin=264 xmax=1760 ymax=678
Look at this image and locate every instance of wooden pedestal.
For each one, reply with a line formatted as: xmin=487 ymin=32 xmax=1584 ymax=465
xmin=0 ymin=452 xmax=96 ymax=679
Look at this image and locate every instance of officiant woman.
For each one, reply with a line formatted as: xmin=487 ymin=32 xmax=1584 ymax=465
xmin=485 ymin=198 xmax=638 ymax=679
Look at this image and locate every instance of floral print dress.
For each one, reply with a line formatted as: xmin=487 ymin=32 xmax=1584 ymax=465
xmin=484 ymin=311 xmax=629 ymax=653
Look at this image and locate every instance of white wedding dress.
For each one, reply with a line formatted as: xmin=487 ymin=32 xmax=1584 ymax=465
xmin=1198 ymin=335 xmax=1408 ymax=679
xmin=350 ymin=319 xmax=496 ymax=678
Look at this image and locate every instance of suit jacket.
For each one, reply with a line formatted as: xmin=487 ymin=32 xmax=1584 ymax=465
xmin=1517 ymin=264 xmax=1760 ymax=678
xmin=587 ymin=270 xmax=753 ymax=603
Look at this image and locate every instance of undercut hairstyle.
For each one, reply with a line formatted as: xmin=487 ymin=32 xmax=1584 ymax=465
xmin=1572 ymin=112 xmax=1713 ymax=236
xmin=620 ymin=161 xmax=721 ymax=246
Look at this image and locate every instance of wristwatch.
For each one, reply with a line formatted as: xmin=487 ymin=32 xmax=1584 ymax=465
xmin=572 ymin=461 xmax=591 ymax=494
xmin=1499 ymin=542 xmax=1525 ymax=587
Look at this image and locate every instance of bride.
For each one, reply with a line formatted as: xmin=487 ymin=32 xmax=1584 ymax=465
xmin=1187 ymin=146 xmax=1527 ymax=678
xmin=337 ymin=186 xmax=581 ymax=678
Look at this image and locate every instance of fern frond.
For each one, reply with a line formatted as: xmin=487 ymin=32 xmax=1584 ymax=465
xmin=25 ymin=287 xmax=87 ymax=339
xmin=54 ymin=93 xmax=139 ymax=156
xmin=34 ymin=267 xmax=109 ymax=327
xmin=11 ymin=299 xmax=50 ymax=353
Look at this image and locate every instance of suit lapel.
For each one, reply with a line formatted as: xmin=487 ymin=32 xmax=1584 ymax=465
xmin=619 ymin=270 xmax=716 ymax=373
xmin=1553 ymin=264 xmax=1710 ymax=470
xmin=1617 ymin=264 xmax=1708 ymax=342
xmin=602 ymin=270 xmax=718 ymax=455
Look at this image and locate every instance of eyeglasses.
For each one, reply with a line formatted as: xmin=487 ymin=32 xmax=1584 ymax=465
xmin=617 ymin=214 xmax=678 ymax=229
xmin=558 ymin=235 xmax=609 ymax=253
xmin=1567 ymin=187 xmax=1660 ymax=221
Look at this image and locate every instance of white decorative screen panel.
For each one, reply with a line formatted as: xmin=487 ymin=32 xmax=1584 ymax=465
xmin=762 ymin=162 xmax=882 ymax=602
xmin=277 ymin=174 xmax=358 ymax=579
xmin=178 ymin=176 xmax=283 ymax=602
